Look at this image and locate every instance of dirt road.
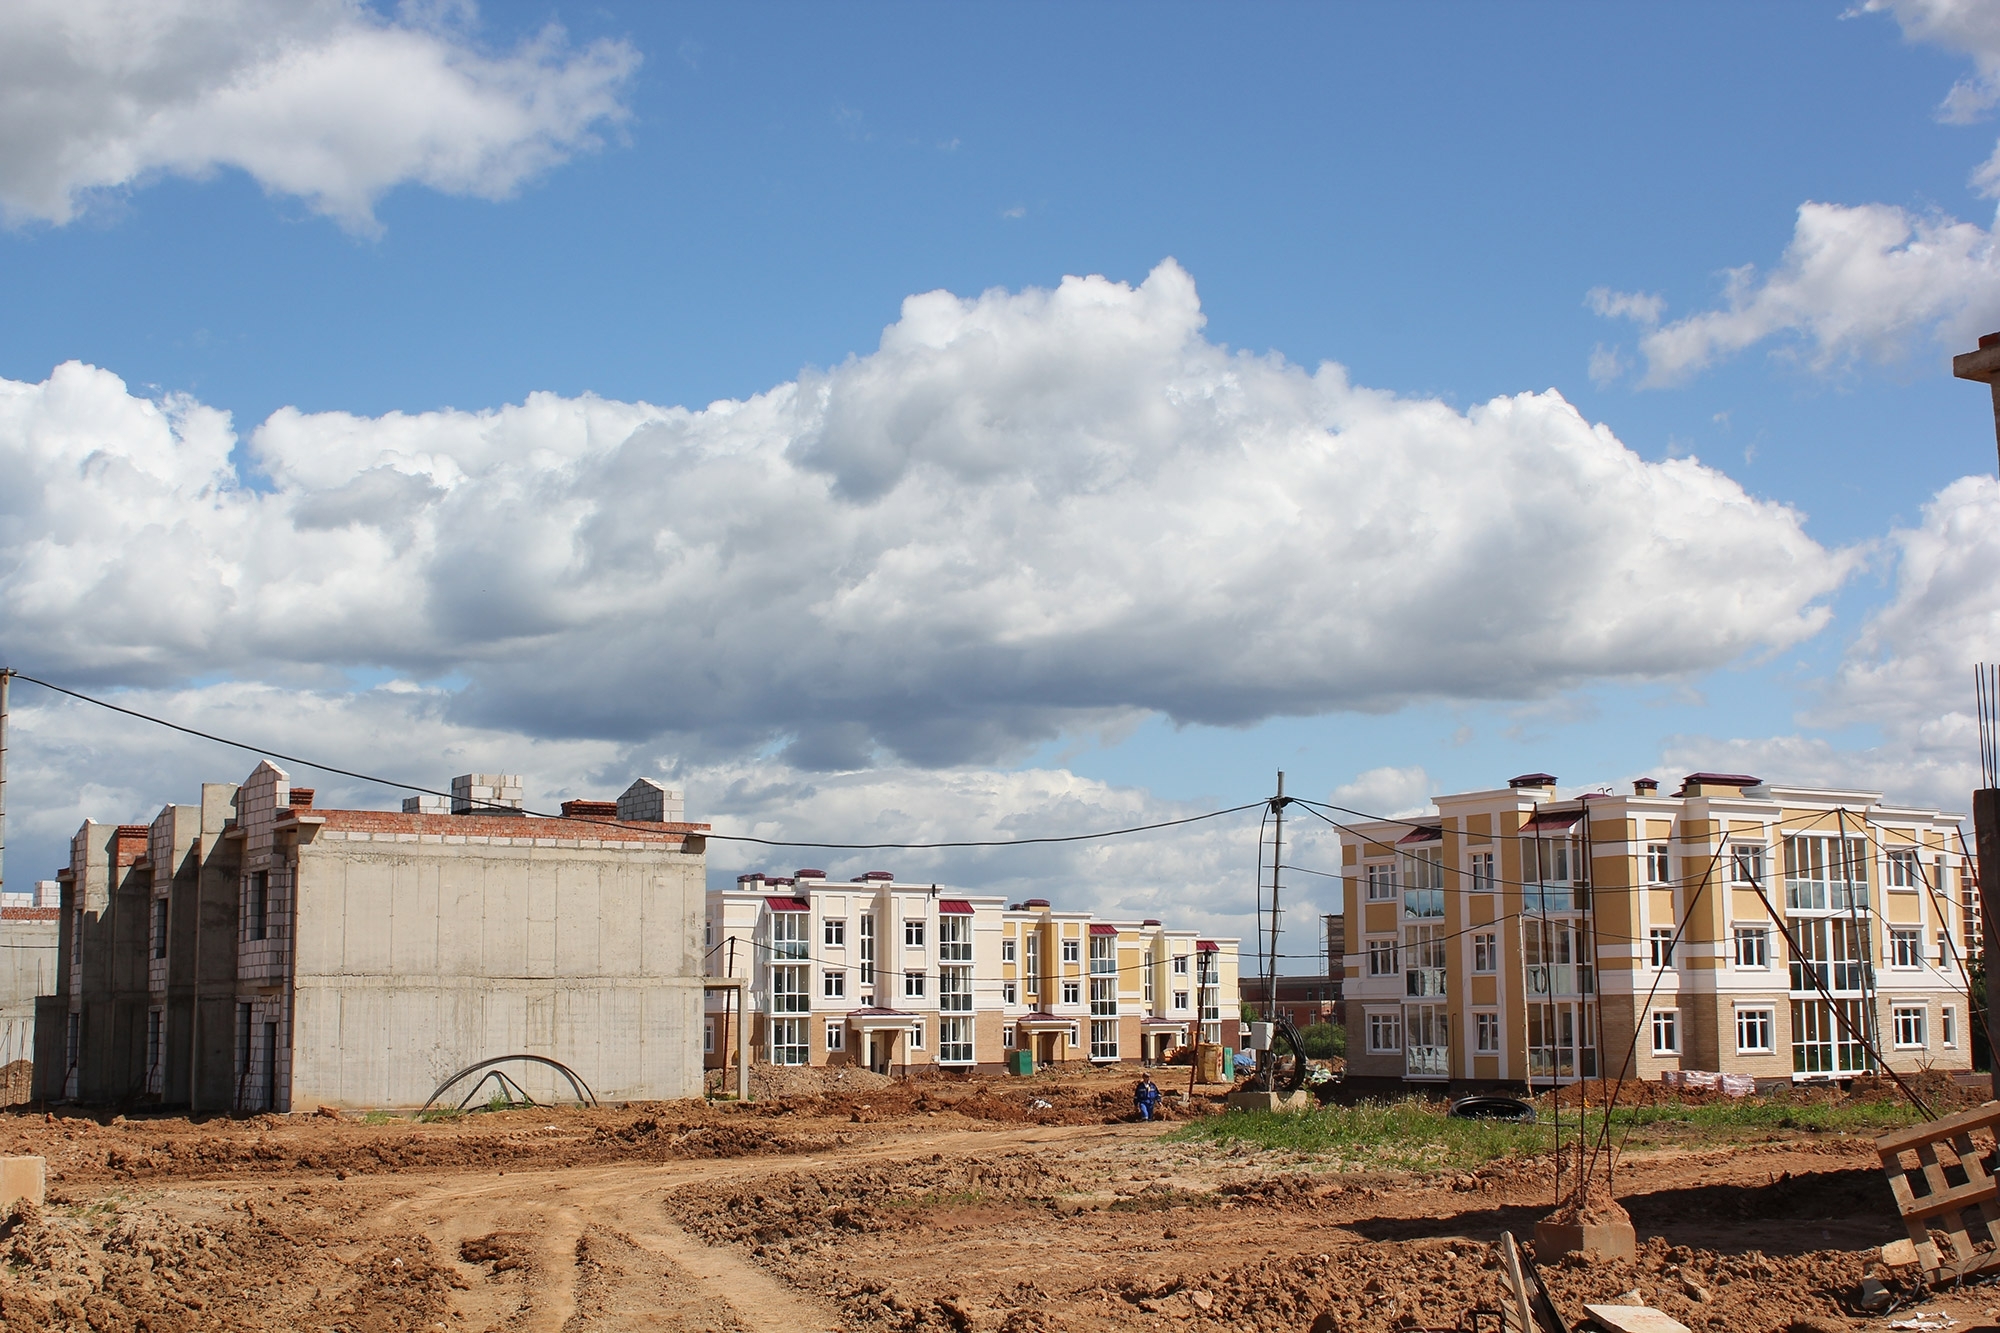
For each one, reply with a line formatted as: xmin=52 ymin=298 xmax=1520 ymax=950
xmin=0 ymin=1074 xmax=1987 ymax=1333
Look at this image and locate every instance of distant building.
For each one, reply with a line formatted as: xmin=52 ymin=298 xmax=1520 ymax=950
xmin=1239 ymin=974 xmax=1342 ymax=1032
xmin=705 ymin=874 xmax=1239 ymax=1072
xmin=1339 ymin=772 xmax=1972 ymax=1090
xmin=42 ymin=763 xmax=708 ymax=1110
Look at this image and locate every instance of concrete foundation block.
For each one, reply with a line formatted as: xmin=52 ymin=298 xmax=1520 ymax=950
xmin=1533 ymin=1217 xmax=1636 ymax=1262
xmin=1225 ymin=1089 xmax=1314 ymax=1113
xmin=0 ymin=1157 xmax=46 ymax=1212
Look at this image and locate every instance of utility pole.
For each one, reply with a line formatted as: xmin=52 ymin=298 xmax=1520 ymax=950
xmin=1953 ymin=333 xmax=2000 ymax=477
xmin=1266 ymin=770 xmax=1285 ymax=1026
xmin=0 ymin=668 xmax=10 ymax=901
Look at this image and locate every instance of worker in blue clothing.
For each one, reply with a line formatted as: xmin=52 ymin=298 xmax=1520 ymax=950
xmin=1134 ymin=1073 xmax=1162 ymax=1121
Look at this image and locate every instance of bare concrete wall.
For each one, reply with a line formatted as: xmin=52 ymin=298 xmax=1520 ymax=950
xmin=288 ymin=832 xmax=704 ymax=1108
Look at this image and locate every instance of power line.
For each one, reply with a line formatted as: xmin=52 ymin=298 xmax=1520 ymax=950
xmin=5 ymin=672 xmax=1261 ymax=851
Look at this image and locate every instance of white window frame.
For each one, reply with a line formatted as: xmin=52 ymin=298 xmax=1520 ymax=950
xmin=1002 ymin=981 xmax=1018 ymax=1005
xmin=1366 ymin=937 xmax=1399 ymax=977
xmin=1365 ymin=862 xmax=1396 ymax=901
xmin=1473 ymin=1011 xmax=1500 ymax=1053
xmin=1171 ymin=953 xmax=1189 ymax=976
xmin=1061 ymin=980 xmax=1081 ymax=1006
xmin=909 ymin=1019 xmax=924 ymax=1050
xmin=825 ymin=1020 xmax=845 ymax=1052
xmin=903 ymin=970 xmax=926 ymax=999
xmin=1001 ymin=937 xmax=1016 ymax=963
xmin=1003 ymin=1023 xmax=1017 ymax=1048
xmin=1651 ymin=1009 xmax=1678 ymax=1055
xmin=904 ymin=919 xmax=925 ymax=948
xmin=1890 ymin=928 xmax=1923 ymax=970
xmin=1886 ymin=847 xmax=1921 ymax=891
xmin=1893 ymin=1006 xmax=1927 ymax=1049
xmin=704 ymin=1017 xmax=715 ymax=1053
xmin=1648 ymin=927 xmax=1676 ymax=970
xmin=1729 ymin=841 xmax=1766 ymax=886
xmin=1645 ymin=843 xmax=1670 ymax=885
xmin=939 ymin=1015 xmax=973 ymax=1064
xmin=1735 ymin=1006 xmax=1774 ymax=1054
xmin=1172 ymin=989 xmax=1190 ymax=1011
xmin=1732 ymin=926 xmax=1769 ymax=969
xmin=770 ymin=1016 xmax=808 ymax=1066
xmin=1468 ymin=850 xmax=1495 ymax=894
xmin=1061 ymin=938 xmax=1080 ymax=964
xmin=1366 ymin=1011 xmax=1401 ymax=1053
xmin=1943 ymin=1006 xmax=1959 ymax=1048
xmin=824 ymin=917 xmax=846 ymax=946
xmin=1472 ymin=932 xmax=1497 ymax=974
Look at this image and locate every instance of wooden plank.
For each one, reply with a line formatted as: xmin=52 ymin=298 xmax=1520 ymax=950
xmin=1876 ymin=1101 xmax=2000 ymax=1155
xmin=1500 ymin=1232 xmax=1534 ymax=1333
xmin=1893 ymin=1173 xmax=1999 ymax=1222
xmin=1582 ymin=1308 xmax=1692 ymax=1333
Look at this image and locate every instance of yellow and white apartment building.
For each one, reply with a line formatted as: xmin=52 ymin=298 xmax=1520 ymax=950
xmin=1339 ymin=772 xmax=1974 ymax=1090
xmin=705 ymin=870 xmax=1239 ymax=1073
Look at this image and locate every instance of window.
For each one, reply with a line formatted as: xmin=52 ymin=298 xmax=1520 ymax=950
xmin=1939 ymin=931 xmax=1952 ymax=966
xmin=1025 ymin=934 xmax=1040 ymax=990
xmin=771 ymin=964 xmax=809 ymax=1014
xmin=1648 ymin=927 xmax=1676 ymax=969
xmin=1735 ymin=1007 xmax=1775 ymax=1054
xmin=1003 ymin=1023 xmax=1017 ymax=1048
xmin=70 ymin=914 xmax=81 ymax=967
xmin=940 ymin=915 xmax=972 ymax=962
xmin=859 ymin=913 xmax=875 ymax=987
xmin=772 ymin=911 xmax=807 ymax=959
xmin=1730 ymin=842 xmax=1766 ymax=886
xmin=1367 ymin=938 xmax=1399 ymax=976
xmin=1645 ymin=843 xmax=1671 ymax=885
xmin=1172 ymin=990 xmax=1189 ymax=1010
xmin=1365 ymin=862 xmax=1396 ymax=900
xmin=1003 ymin=981 xmax=1018 ymax=1004
xmin=1061 ymin=938 xmax=1080 ymax=964
xmin=940 ymin=1016 xmax=972 ymax=1063
xmin=247 ymin=871 xmax=268 ymax=942
xmin=1143 ymin=956 xmax=1155 ymax=1003
xmin=1090 ymin=1019 xmax=1118 ymax=1060
xmin=1171 ymin=953 xmax=1189 ymax=976
xmin=1474 ymin=1012 xmax=1500 ymax=1053
xmin=940 ymin=966 xmax=972 ymax=1013
xmin=1367 ymin=1012 xmax=1401 ymax=1053
xmin=903 ymin=970 xmax=926 ymax=999
xmin=1785 ymin=835 xmax=1870 ymax=911
xmin=770 ymin=1017 xmax=808 ymax=1065
xmin=1403 ymin=850 xmax=1444 ymax=918
xmin=150 ymin=898 xmax=169 ymax=961
xmin=1469 ymin=851 xmax=1495 ymax=894
xmin=1651 ymin=1009 xmax=1679 ymax=1055
xmin=908 ymin=1020 xmax=924 ymax=1050
xmin=704 ymin=1018 xmax=715 ymax=1053
xmin=1886 ymin=847 xmax=1921 ymax=889
xmin=1893 ymin=1006 xmax=1927 ymax=1049
xmin=705 ymin=917 xmax=713 ymax=948
xmin=1472 ymin=933 xmax=1497 ymax=973
xmin=1090 ymin=977 xmax=1116 ymax=1017
xmin=824 ymin=917 xmax=846 ymax=946
xmin=1001 ymin=937 xmax=1016 ymax=964
xmin=1733 ymin=926 xmax=1768 ymax=969
xmin=825 ymin=1021 xmax=845 ymax=1052
xmin=1061 ymin=980 xmax=1081 ymax=1005
xmin=146 ymin=1008 xmax=162 ymax=1073
xmin=823 ymin=969 xmax=846 ymax=998
xmin=1068 ymin=1023 xmax=1080 ymax=1048
xmin=66 ymin=1012 xmax=80 ymax=1070
xmin=904 ymin=919 xmax=925 ymax=947
xmin=1944 ymin=1006 xmax=1959 ymax=1048
xmin=1891 ymin=928 xmax=1923 ymax=969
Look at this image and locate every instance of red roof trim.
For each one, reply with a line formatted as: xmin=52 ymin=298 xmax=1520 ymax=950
xmin=937 ymin=899 xmax=974 ymax=915
xmin=767 ymin=897 xmax=812 ymax=912
xmin=1396 ymin=825 xmax=1443 ymax=844
xmin=1197 ymin=939 xmax=1218 ymax=952
xmin=1088 ymin=923 xmax=1119 ymax=936
xmin=1522 ymin=810 xmax=1583 ymax=831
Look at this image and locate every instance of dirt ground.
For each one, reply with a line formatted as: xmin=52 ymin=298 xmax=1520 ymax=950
xmin=0 ymin=1068 xmax=1991 ymax=1333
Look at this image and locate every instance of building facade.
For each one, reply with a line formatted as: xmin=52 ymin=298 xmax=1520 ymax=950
xmin=705 ymin=872 xmax=1239 ymax=1073
xmin=40 ymin=763 xmax=709 ymax=1110
xmin=1339 ymin=772 xmax=1973 ymax=1091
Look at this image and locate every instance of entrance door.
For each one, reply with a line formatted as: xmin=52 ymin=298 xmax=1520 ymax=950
xmin=869 ymin=1030 xmax=898 ymax=1075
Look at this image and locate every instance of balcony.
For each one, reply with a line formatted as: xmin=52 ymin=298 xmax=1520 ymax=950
xmin=1526 ymin=964 xmax=1595 ymax=997
xmin=1405 ymin=1045 xmax=1448 ymax=1079
xmin=1405 ymin=968 xmax=1447 ymax=998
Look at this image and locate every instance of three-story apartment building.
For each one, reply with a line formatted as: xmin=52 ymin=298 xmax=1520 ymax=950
xmin=1339 ymin=773 xmax=1971 ymax=1091
xmin=705 ymin=873 xmax=1239 ymax=1072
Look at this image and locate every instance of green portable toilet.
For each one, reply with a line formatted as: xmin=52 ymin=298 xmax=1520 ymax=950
xmin=1009 ymin=1048 xmax=1034 ymax=1076
xmin=1220 ymin=1049 xmax=1234 ymax=1080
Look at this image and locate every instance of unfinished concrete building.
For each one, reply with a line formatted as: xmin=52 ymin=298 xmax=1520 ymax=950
xmin=39 ymin=764 xmax=708 ymax=1111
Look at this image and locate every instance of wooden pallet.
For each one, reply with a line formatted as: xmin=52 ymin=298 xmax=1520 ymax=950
xmin=1875 ymin=1100 xmax=2000 ymax=1279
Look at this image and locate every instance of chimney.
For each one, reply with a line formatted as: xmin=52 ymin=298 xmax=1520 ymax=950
xmin=288 ymin=788 xmax=315 ymax=809
xmin=615 ymin=778 xmax=683 ymax=824
xmin=1633 ymin=778 xmax=1659 ymax=796
xmin=451 ymin=774 xmax=524 ymax=816
xmin=1508 ymin=772 xmax=1558 ymax=792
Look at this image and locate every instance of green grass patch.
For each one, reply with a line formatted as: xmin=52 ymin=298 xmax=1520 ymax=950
xmin=360 ymin=1110 xmax=400 ymax=1126
xmin=1163 ymin=1093 xmax=1933 ymax=1170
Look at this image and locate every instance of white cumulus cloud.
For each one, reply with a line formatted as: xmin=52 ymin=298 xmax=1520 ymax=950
xmin=0 ymin=262 xmax=1856 ymax=770
xmin=0 ymin=0 xmax=638 ymax=232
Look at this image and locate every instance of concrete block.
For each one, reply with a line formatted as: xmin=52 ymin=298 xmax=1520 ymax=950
xmin=1534 ymin=1217 xmax=1636 ymax=1262
xmin=1225 ymin=1089 xmax=1314 ymax=1113
xmin=0 ymin=1157 xmax=46 ymax=1212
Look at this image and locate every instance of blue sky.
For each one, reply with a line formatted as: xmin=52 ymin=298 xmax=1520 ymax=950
xmin=5 ymin=1 xmax=2000 ymax=969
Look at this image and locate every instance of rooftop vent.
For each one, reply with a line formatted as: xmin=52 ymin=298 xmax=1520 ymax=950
xmin=1024 ymin=898 xmax=1050 ymax=909
xmin=864 ymin=871 xmax=895 ymax=881
xmin=615 ymin=778 xmax=683 ymax=824
xmin=451 ymin=774 xmax=524 ymax=816
xmin=1633 ymin=778 xmax=1659 ymax=795
xmin=1508 ymin=773 xmax=1558 ymax=790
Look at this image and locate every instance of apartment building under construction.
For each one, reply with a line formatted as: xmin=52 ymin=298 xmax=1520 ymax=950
xmin=705 ymin=872 xmax=1240 ymax=1073
xmin=1339 ymin=772 xmax=1972 ymax=1090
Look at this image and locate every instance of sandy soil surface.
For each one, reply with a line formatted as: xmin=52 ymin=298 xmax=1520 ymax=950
xmin=0 ymin=1069 xmax=1988 ymax=1333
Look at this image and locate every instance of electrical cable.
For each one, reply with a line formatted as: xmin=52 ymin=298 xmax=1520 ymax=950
xmin=5 ymin=672 xmax=1261 ymax=851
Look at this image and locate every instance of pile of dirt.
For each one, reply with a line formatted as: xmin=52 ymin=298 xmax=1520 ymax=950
xmin=0 ymin=1064 xmax=32 ymax=1109
xmin=746 ymin=1065 xmax=900 ymax=1099
xmin=666 ymin=1150 xmax=1072 ymax=1251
